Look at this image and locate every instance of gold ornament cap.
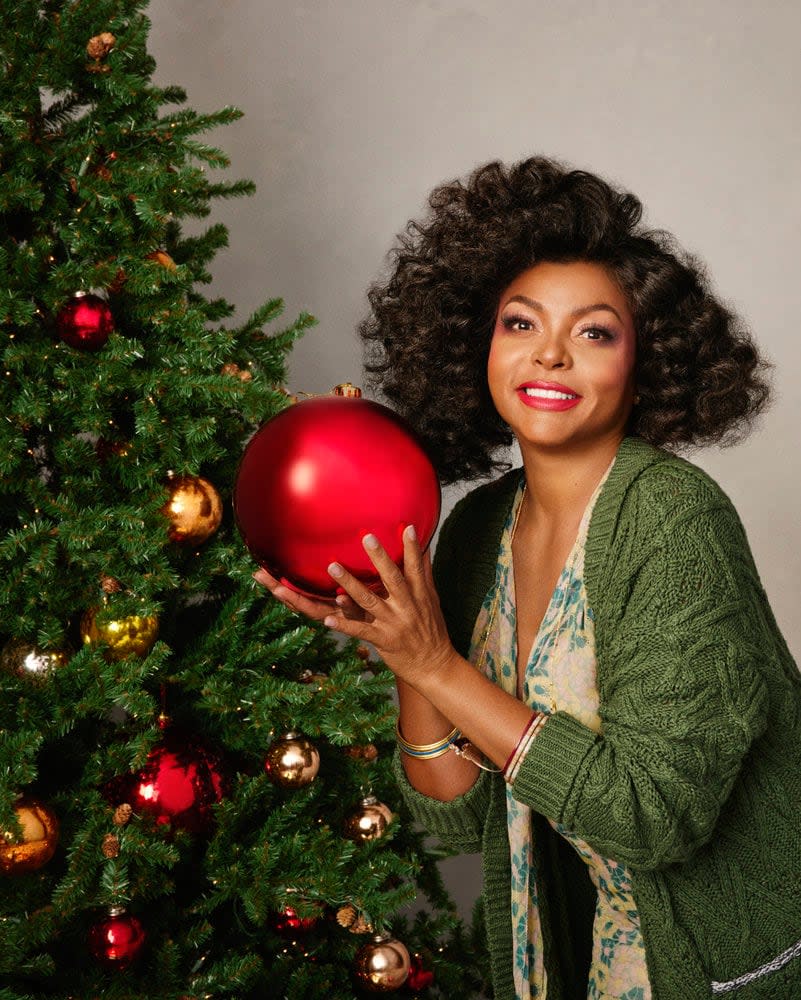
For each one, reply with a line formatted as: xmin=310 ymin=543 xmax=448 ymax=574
xmin=332 ymin=383 xmax=362 ymax=398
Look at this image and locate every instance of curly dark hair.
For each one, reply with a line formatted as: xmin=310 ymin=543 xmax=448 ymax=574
xmin=358 ymin=155 xmax=772 ymax=485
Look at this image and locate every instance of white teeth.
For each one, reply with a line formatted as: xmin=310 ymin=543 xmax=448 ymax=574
xmin=522 ymin=388 xmax=577 ymax=400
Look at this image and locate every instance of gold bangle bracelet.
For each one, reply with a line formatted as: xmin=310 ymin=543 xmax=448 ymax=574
xmin=395 ymin=723 xmax=460 ymax=759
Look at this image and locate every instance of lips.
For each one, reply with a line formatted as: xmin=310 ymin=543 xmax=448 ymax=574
xmin=516 ymin=380 xmax=582 ymax=412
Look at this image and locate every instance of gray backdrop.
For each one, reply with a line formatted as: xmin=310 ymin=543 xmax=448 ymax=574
xmin=148 ymin=0 xmax=801 ymax=917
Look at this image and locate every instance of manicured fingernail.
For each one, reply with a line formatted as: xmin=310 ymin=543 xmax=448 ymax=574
xmin=328 ymin=562 xmax=344 ymax=577
xmin=335 ymin=594 xmax=347 ymax=606
xmin=363 ymin=534 xmax=379 ymax=550
xmin=324 ymin=615 xmax=337 ymax=628
xmin=405 ymin=524 xmax=417 ymax=542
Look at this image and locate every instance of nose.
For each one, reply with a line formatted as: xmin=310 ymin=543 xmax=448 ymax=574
xmin=532 ymin=331 xmax=570 ymax=370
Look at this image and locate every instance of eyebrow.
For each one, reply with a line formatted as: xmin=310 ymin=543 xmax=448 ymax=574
xmin=504 ymin=295 xmax=623 ymax=323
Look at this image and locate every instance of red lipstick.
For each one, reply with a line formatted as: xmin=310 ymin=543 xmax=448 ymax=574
xmin=515 ymin=380 xmax=582 ymax=412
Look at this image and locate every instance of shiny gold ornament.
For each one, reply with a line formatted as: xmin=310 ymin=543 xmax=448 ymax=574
xmin=0 ymin=639 xmax=70 ymax=681
xmin=264 ymin=732 xmax=320 ymax=788
xmin=343 ymin=795 xmax=394 ymax=843
xmin=354 ymin=933 xmax=410 ymax=992
xmin=0 ymin=797 xmax=59 ymax=875
xmin=80 ymin=606 xmax=159 ymax=660
xmin=162 ymin=475 xmax=222 ymax=545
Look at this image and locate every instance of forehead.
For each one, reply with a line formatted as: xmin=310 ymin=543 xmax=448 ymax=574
xmin=501 ymin=261 xmax=632 ymax=318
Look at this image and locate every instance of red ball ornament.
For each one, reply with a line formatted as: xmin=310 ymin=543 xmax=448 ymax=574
xmin=407 ymin=953 xmax=435 ymax=991
xmin=272 ymin=906 xmax=319 ymax=935
xmin=88 ymin=908 xmax=146 ymax=969
xmin=112 ymin=730 xmax=227 ymax=834
xmin=233 ymin=387 xmax=440 ymax=598
xmin=56 ymin=292 xmax=114 ymax=351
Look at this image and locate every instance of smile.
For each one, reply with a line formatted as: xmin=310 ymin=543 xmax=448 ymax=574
xmin=516 ymin=382 xmax=582 ymax=411
xmin=523 ymin=387 xmax=577 ymax=400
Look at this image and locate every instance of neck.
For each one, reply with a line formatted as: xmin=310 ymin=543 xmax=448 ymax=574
xmin=517 ymin=433 xmax=624 ymax=526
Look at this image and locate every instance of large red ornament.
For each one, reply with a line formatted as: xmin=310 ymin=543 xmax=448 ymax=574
xmin=88 ymin=908 xmax=146 ymax=969
xmin=56 ymin=292 xmax=114 ymax=351
xmin=233 ymin=390 xmax=440 ymax=598
xmin=110 ymin=730 xmax=227 ymax=834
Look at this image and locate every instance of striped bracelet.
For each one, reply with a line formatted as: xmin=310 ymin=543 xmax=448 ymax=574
xmin=395 ymin=723 xmax=461 ymax=759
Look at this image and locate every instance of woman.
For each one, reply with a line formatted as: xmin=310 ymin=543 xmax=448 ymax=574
xmin=255 ymin=157 xmax=801 ymax=999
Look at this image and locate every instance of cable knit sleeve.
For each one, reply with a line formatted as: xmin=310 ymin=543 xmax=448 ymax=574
xmin=509 ymin=466 xmax=771 ymax=871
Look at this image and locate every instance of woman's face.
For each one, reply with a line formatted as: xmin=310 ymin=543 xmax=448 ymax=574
xmin=487 ymin=260 xmax=637 ymax=457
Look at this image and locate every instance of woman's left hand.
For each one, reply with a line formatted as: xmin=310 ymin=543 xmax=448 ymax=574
xmin=323 ymin=525 xmax=456 ymax=690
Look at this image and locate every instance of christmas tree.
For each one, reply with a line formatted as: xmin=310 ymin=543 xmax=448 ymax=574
xmin=0 ymin=2 xmax=487 ymax=997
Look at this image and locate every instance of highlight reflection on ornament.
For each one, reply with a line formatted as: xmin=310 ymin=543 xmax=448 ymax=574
xmin=0 ymin=797 xmax=59 ymax=875
xmin=1 ymin=639 xmax=70 ymax=681
xmin=80 ymin=606 xmax=159 ymax=660
xmin=162 ymin=474 xmax=222 ymax=545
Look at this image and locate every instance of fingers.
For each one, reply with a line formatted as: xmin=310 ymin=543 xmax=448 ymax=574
xmin=252 ymin=566 xmax=336 ymax=621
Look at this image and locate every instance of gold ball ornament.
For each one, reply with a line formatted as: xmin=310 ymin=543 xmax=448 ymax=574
xmin=1 ymin=639 xmax=70 ymax=681
xmin=354 ymin=933 xmax=411 ymax=992
xmin=264 ymin=732 xmax=320 ymax=788
xmin=343 ymin=795 xmax=395 ymax=843
xmin=162 ymin=475 xmax=222 ymax=545
xmin=80 ymin=607 xmax=159 ymax=660
xmin=0 ymin=797 xmax=59 ymax=875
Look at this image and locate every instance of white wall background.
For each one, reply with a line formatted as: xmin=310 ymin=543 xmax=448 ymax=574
xmin=147 ymin=0 xmax=801 ymax=916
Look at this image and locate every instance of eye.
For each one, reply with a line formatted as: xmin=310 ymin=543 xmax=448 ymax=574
xmin=501 ymin=314 xmax=535 ymax=332
xmin=579 ymin=325 xmax=614 ymax=341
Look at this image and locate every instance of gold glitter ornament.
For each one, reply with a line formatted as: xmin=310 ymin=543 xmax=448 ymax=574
xmin=0 ymin=798 xmax=59 ymax=875
xmin=343 ymin=795 xmax=394 ymax=843
xmin=264 ymin=732 xmax=320 ymax=788
xmin=354 ymin=933 xmax=410 ymax=992
xmin=80 ymin=606 xmax=159 ymax=660
xmin=0 ymin=639 xmax=70 ymax=681
xmin=162 ymin=474 xmax=222 ymax=545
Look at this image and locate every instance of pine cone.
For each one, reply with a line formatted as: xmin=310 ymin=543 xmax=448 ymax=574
xmin=336 ymin=904 xmax=356 ymax=928
xmin=86 ymin=32 xmax=116 ymax=59
xmin=113 ymin=803 xmax=132 ymax=826
xmin=349 ymin=914 xmax=373 ymax=934
xmin=101 ymin=833 xmax=120 ymax=858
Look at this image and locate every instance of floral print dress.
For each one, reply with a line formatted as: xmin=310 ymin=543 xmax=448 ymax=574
xmin=469 ymin=468 xmax=652 ymax=1000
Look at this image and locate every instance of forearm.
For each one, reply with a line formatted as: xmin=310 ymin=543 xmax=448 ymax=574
xmin=396 ymin=678 xmax=480 ymax=801
xmin=398 ymin=651 xmax=535 ymax=799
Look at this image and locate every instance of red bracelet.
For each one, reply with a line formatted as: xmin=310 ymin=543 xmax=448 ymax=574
xmin=503 ymin=712 xmax=541 ymax=774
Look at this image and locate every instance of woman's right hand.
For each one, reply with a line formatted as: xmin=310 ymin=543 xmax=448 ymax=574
xmin=252 ymin=567 xmax=372 ymax=624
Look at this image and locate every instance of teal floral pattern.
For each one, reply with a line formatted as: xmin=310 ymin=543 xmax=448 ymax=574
xmin=469 ymin=464 xmax=652 ymax=1000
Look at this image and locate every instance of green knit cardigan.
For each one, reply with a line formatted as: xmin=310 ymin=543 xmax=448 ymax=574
xmin=394 ymin=437 xmax=801 ymax=1000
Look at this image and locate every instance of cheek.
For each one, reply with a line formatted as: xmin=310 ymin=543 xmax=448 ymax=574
xmin=593 ymin=342 xmax=636 ymax=396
